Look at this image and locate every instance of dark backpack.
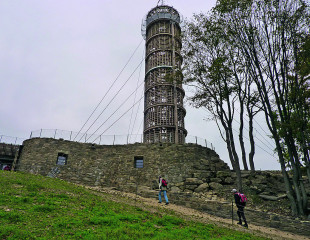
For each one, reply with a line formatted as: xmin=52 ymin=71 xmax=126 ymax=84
xmin=162 ymin=179 xmax=168 ymax=187
xmin=238 ymin=193 xmax=247 ymax=203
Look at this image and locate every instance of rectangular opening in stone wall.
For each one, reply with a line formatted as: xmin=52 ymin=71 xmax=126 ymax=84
xmin=134 ymin=156 xmax=144 ymax=168
xmin=56 ymin=153 xmax=68 ymax=165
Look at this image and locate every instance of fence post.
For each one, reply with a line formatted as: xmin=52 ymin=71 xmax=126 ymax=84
xmin=211 ymin=143 xmax=213 ymax=150
xmin=85 ymin=134 xmax=87 ymax=143
xmin=113 ymin=135 xmax=115 ymax=145
xmin=40 ymin=129 xmax=42 ymax=137
xmin=127 ymin=134 xmax=129 ymax=144
xmin=205 ymin=139 xmax=207 ymax=148
xmin=30 ymin=132 xmax=32 ymax=138
xmin=99 ymin=135 xmax=101 ymax=145
xmin=15 ymin=137 xmax=17 ymax=144
xmin=70 ymin=131 xmax=72 ymax=141
xmin=54 ymin=129 xmax=57 ymax=139
xmin=195 ymin=136 xmax=197 ymax=145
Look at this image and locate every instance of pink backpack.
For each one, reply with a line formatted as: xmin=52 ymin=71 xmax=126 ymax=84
xmin=238 ymin=193 xmax=248 ymax=203
xmin=162 ymin=179 xmax=168 ymax=187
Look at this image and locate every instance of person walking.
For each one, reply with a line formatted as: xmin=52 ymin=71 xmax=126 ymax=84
xmin=158 ymin=176 xmax=169 ymax=205
xmin=232 ymin=189 xmax=248 ymax=228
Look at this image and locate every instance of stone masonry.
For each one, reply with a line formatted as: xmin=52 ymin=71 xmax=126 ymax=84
xmin=17 ymin=138 xmax=230 ymax=193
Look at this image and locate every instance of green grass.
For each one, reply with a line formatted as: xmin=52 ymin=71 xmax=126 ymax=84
xmin=0 ymin=171 xmax=269 ymax=239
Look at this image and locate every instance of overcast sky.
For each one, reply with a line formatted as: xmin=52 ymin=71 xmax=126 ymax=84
xmin=0 ymin=0 xmax=279 ymax=170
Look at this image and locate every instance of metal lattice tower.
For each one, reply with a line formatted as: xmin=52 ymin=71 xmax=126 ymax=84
xmin=141 ymin=4 xmax=187 ymax=144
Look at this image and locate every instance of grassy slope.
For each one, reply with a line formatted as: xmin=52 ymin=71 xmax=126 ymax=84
xmin=0 ymin=171 xmax=269 ymax=240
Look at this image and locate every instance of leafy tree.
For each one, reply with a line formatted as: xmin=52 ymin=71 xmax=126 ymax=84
xmin=293 ymin=35 xmax=310 ymax=183
xmin=185 ymin=0 xmax=310 ymax=215
xmin=182 ymin=12 xmax=260 ymax=191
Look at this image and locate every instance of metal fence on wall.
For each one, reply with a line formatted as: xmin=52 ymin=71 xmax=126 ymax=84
xmin=0 ymin=135 xmax=26 ymax=145
xmin=29 ymin=129 xmax=215 ymax=150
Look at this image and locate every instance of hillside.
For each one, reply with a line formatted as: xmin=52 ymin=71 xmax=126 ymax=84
xmin=0 ymin=171 xmax=307 ymax=239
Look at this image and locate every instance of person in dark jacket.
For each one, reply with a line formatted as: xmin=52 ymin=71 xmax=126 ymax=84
xmin=158 ymin=176 xmax=169 ymax=205
xmin=3 ymin=165 xmax=10 ymax=171
xmin=232 ymin=189 xmax=248 ymax=228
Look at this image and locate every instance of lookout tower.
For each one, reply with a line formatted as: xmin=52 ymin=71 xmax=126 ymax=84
xmin=141 ymin=3 xmax=187 ymax=144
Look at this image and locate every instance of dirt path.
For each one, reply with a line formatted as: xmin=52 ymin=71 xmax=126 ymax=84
xmin=88 ymin=187 xmax=309 ymax=240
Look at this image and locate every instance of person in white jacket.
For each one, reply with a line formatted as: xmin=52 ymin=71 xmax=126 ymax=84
xmin=158 ymin=176 xmax=169 ymax=205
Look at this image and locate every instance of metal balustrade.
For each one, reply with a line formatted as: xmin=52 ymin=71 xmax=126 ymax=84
xmin=28 ymin=129 xmax=215 ymax=150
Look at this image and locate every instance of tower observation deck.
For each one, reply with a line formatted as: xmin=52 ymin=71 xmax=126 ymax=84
xmin=141 ymin=4 xmax=187 ymax=144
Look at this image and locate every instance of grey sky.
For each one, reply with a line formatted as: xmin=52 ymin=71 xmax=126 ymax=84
xmin=0 ymin=0 xmax=278 ymax=170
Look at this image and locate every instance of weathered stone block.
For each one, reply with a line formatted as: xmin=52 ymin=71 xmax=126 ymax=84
xmin=243 ymin=179 xmax=252 ymax=185
xmin=209 ymin=182 xmax=223 ymax=190
xmin=259 ymin=194 xmax=287 ymax=201
xmin=210 ymin=178 xmax=222 ymax=183
xmin=201 ymin=172 xmax=214 ymax=179
xmin=216 ymin=171 xmax=231 ymax=178
xmin=185 ymin=184 xmax=198 ymax=191
xmin=185 ymin=178 xmax=203 ymax=185
xmin=241 ymin=171 xmax=252 ymax=178
xmin=194 ymin=183 xmax=209 ymax=193
xmin=216 ymin=162 xmax=229 ymax=170
xmin=223 ymin=177 xmax=233 ymax=184
xmin=175 ymin=182 xmax=184 ymax=187
xmin=253 ymin=175 xmax=268 ymax=184
xmin=170 ymin=186 xmax=181 ymax=193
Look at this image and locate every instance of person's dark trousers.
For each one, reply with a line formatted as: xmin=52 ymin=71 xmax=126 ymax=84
xmin=237 ymin=206 xmax=248 ymax=227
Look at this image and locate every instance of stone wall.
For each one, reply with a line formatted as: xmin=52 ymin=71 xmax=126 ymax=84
xmin=18 ymin=138 xmax=230 ymax=193
xmin=0 ymin=143 xmax=20 ymax=170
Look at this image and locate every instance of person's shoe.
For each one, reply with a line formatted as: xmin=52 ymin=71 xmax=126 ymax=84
xmin=243 ymin=224 xmax=248 ymax=228
xmin=158 ymin=202 xmax=162 ymax=204
xmin=165 ymin=202 xmax=169 ymax=205
xmin=237 ymin=222 xmax=242 ymax=225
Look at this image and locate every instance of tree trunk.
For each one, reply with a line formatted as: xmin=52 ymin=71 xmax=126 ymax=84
xmin=306 ymin=160 xmax=310 ymax=185
xmin=298 ymin=168 xmax=308 ymax=213
xmin=303 ymin=148 xmax=310 ymax=184
xmin=247 ymin=107 xmax=255 ymax=172
xmin=265 ymin=99 xmax=299 ymax=216
xmin=291 ymin=141 xmax=308 ymax=214
xmin=228 ymin=126 xmax=243 ymax=191
xmin=235 ymin=167 xmax=243 ymax=193
xmin=276 ymin=141 xmax=299 ymax=216
xmin=225 ymin=127 xmax=242 ymax=191
xmin=301 ymin=131 xmax=310 ymax=184
xmin=255 ymin=70 xmax=299 ymax=216
xmin=238 ymin=103 xmax=248 ymax=170
xmin=286 ymin=134 xmax=307 ymax=216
